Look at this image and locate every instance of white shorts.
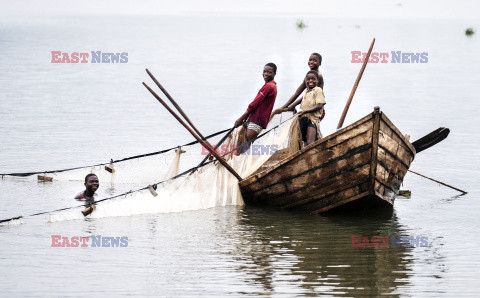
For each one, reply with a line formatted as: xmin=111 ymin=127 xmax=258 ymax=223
xmin=247 ymin=122 xmax=263 ymax=134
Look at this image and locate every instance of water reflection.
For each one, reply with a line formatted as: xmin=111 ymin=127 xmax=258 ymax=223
xmin=225 ymin=207 xmax=417 ymax=296
xmin=439 ymin=193 xmax=467 ymax=204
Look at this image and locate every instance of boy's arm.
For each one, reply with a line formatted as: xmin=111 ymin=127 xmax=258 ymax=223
xmin=74 ymin=191 xmax=85 ymax=200
xmin=297 ymin=87 xmax=326 ymax=116
xmin=235 ymin=84 xmax=272 ymax=127
xmin=247 ymin=84 xmax=272 ymax=112
xmin=297 ymin=103 xmax=324 ymax=117
xmin=281 ymin=81 xmax=306 ymax=109
xmin=286 ymin=97 xmax=303 ymax=111
xmin=318 ymin=73 xmax=324 ymax=90
xmin=235 ymin=110 xmax=251 ymax=128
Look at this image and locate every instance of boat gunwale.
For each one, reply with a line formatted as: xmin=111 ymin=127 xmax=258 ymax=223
xmin=239 ymin=111 xmax=374 ymax=187
xmin=379 ymin=112 xmax=416 ymax=157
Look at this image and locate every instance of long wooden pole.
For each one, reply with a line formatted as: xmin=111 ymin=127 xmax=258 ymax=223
xmin=146 ymin=69 xmax=206 ymax=140
xmin=196 ymin=127 xmax=235 ymax=169
xmin=143 ymin=82 xmax=243 ymax=181
xmin=337 ymin=38 xmax=376 ymax=129
xmin=408 ymin=169 xmax=467 ymax=194
xmin=145 ymin=69 xmax=236 ymax=170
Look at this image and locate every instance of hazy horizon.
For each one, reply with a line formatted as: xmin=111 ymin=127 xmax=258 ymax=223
xmin=1 ymin=0 xmax=480 ymax=20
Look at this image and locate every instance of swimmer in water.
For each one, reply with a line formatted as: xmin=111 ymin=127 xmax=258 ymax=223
xmin=74 ymin=173 xmax=99 ymax=204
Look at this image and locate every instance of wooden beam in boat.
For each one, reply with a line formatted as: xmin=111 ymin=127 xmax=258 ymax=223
xmin=368 ymin=107 xmax=381 ymax=195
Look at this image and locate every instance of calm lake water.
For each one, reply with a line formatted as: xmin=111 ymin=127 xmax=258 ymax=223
xmin=1 ymin=13 xmax=480 ymax=296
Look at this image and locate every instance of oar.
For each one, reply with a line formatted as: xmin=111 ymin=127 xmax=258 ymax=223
xmin=411 ymin=127 xmax=450 ymax=153
xmin=146 ymin=69 xmax=206 ymax=140
xmin=143 ymin=82 xmax=243 ymax=181
xmin=337 ymin=38 xmax=375 ymax=130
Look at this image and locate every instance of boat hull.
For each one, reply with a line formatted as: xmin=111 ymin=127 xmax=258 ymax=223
xmin=239 ymin=107 xmax=416 ymax=214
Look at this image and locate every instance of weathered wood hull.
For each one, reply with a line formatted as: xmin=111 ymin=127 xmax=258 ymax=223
xmin=239 ymin=107 xmax=416 ymax=214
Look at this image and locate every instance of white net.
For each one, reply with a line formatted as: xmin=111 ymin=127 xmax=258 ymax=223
xmin=4 ymin=113 xmax=298 ymax=221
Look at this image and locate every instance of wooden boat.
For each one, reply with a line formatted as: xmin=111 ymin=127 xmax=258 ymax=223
xmin=239 ymin=107 xmax=417 ymax=213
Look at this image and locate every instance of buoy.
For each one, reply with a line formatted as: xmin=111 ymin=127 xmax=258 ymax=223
xmin=81 ymin=204 xmax=96 ymax=216
xmin=398 ymin=190 xmax=411 ymax=198
xmin=148 ymin=185 xmax=158 ymax=197
xmin=37 ymin=175 xmax=53 ymax=182
xmin=105 ymin=166 xmax=115 ymax=173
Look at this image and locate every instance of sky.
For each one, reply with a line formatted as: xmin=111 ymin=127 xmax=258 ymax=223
xmin=1 ymin=0 xmax=480 ymax=19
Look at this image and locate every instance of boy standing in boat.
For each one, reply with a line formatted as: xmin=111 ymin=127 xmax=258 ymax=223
xmin=234 ymin=63 xmax=278 ymax=141
xmin=74 ymin=173 xmax=99 ymax=202
xmin=286 ymin=70 xmax=326 ymax=145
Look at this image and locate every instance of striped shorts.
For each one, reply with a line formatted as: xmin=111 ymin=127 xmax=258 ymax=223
xmin=247 ymin=122 xmax=263 ymax=134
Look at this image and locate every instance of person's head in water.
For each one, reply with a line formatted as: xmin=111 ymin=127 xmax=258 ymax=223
xmin=305 ymin=70 xmax=319 ymax=90
xmin=308 ymin=53 xmax=322 ymax=70
xmin=84 ymin=174 xmax=99 ymax=195
xmin=263 ymin=62 xmax=277 ymax=83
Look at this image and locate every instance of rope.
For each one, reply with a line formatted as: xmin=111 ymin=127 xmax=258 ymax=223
xmin=1 ymin=127 xmax=231 ymax=177
xmin=0 ymin=158 xmax=217 ymax=223
xmin=1 ymin=115 xmax=293 ymax=224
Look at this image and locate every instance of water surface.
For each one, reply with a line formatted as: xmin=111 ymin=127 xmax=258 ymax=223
xmin=1 ymin=14 xmax=479 ymax=296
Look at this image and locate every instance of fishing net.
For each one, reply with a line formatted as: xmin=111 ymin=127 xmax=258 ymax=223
xmin=2 ymin=112 xmax=300 ymax=222
xmin=1 ymin=130 xmax=230 ymax=185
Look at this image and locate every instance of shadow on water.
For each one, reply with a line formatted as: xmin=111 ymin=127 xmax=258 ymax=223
xmin=438 ymin=192 xmax=468 ymax=204
xmin=224 ymin=206 xmax=414 ymax=296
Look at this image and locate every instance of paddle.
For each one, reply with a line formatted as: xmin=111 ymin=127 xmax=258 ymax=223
xmin=337 ymin=38 xmax=375 ymax=130
xmin=143 ymin=82 xmax=242 ymax=181
xmin=411 ymin=127 xmax=450 ymax=153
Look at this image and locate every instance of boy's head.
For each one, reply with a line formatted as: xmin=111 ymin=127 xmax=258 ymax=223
xmin=308 ymin=53 xmax=322 ymax=70
xmin=305 ymin=70 xmax=319 ymax=89
xmin=263 ymin=62 xmax=277 ymax=82
xmin=84 ymin=174 xmax=99 ymax=193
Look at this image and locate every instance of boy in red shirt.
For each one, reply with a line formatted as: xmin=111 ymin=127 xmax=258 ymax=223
xmin=234 ymin=63 xmax=277 ymax=142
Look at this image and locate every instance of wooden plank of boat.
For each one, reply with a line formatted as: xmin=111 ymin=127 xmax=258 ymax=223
xmin=239 ymin=107 xmax=416 ymax=213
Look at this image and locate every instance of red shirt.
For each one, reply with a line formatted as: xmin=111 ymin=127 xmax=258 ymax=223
xmin=247 ymin=81 xmax=277 ymax=129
